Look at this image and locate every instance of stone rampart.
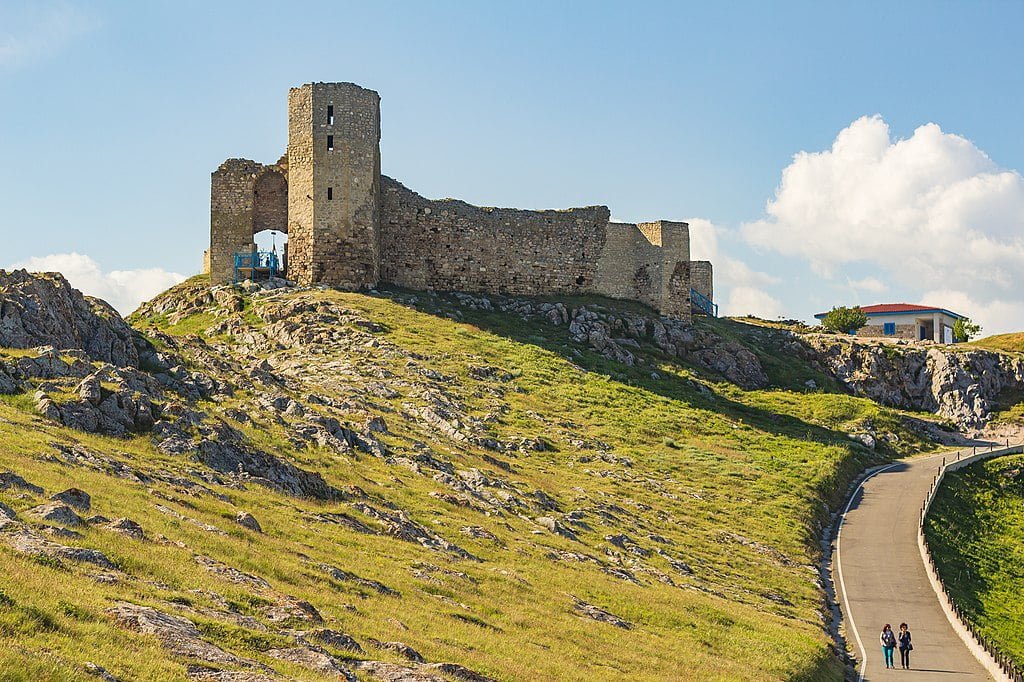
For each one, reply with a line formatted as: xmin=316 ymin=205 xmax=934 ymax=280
xmin=209 ymin=81 xmax=712 ymax=320
xmin=380 ymin=176 xmax=610 ymax=297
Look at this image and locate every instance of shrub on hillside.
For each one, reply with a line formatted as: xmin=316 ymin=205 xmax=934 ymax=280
xmin=953 ymin=317 xmax=982 ymax=342
xmin=821 ymin=306 xmax=868 ymax=334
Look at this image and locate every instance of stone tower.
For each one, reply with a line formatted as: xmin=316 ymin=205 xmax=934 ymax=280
xmin=286 ymin=83 xmax=382 ymax=288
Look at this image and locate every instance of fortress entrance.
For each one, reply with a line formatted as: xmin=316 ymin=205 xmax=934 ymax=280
xmin=252 ymin=170 xmax=288 ymax=235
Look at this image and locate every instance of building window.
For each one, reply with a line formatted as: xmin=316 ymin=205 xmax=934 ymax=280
xmin=327 ymin=135 xmax=334 ymax=151
xmin=327 ymin=105 xmax=334 ymax=125
xmin=327 ymin=187 xmax=333 ymax=200
xmin=883 ymin=322 xmax=896 ymax=336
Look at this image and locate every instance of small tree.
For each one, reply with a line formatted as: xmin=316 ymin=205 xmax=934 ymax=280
xmin=953 ymin=317 xmax=981 ymax=342
xmin=821 ymin=306 xmax=868 ymax=334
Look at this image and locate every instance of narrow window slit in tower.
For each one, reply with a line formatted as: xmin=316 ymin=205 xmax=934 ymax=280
xmin=327 ymin=187 xmax=333 ymax=200
xmin=327 ymin=135 xmax=334 ymax=151
xmin=327 ymin=105 xmax=334 ymax=125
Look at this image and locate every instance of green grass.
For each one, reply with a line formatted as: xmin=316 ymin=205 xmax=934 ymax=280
xmin=925 ymin=454 xmax=1024 ymax=665
xmin=0 ymin=279 xmax=952 ymax=680
xmin=970 ymin=332 xmax=1024 ymax=354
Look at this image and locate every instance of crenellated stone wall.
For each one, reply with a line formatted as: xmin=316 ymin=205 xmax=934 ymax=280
xmin=209 ymin=81 xmax=712 ymax=320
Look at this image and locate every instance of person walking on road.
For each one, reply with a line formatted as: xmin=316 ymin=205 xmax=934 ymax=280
xmin=898 ymin=622 xmax=913 ymax=669
xmin=880 ymin=624 xmax=897 ymax=669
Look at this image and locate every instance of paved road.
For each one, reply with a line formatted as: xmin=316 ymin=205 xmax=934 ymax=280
xmin=835 ymin=452 xmax=992 ymax=680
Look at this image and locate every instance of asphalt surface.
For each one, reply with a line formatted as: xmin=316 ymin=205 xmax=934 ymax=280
xmin=835 ymin=453 xmax=992 ymax=681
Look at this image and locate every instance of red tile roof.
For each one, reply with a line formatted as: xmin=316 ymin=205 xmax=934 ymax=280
xmin=813 ymin=303 xmax=965 ymax=319
xmin=859 ymin=303 xmax=940 ymax=314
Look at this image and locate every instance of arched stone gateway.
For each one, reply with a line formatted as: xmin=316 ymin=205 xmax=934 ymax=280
xmin=252 ymin=169 xmax=288 ymax=235
xmin=207 ymin=159 xmax=289 ymax=283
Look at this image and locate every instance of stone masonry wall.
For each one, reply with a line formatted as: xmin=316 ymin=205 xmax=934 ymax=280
xmin=210 ymin=160 xmax=288 ymax=284
xmin=592 ymin=222 xmax=664 ymax=309
xmin=210 ymin=159 xmax=262 ymax=284
xmin=287 ymin=83 xmax=381 ymax=288
xmin=380 ymin=176 xmax=610 ymax=297
xmin=857 ymin=323 xmax=918 ymax=341
xmin=690 ymin=260 xmax=713 ymax=302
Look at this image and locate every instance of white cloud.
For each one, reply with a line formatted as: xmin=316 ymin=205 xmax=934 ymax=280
xmin=847 ymin=276 xmax=887 ymax=294
xmin=688 ymin=217 xmax=784 ymax=318
xmin=742 ymin=115 xmax=1024 ymax=335
xmin=726 ymin=286 xmax=786 ymax=319
xmin=9 ymin=253 xmax=185 ymax=316
xmin=0 ymin=3 xmax=100 ymax=69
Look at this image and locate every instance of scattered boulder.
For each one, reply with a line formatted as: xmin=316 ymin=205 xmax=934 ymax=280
xmin=51 ymin=488 xmax=91 ymax=511
xmin=234 ymin=512 xmax=262 ymax=533
xmin=422 ymin=663 xmax=498 ymax=682
xmin=106 ymin=602 xmax=259 ymax=668
xmin=29 ymin=502 xmax=85 ymax=527
xmin=310 ymin=628 xmax=363 ymax=653
xmin=107 ymin=518 xmax=145 ymax=540
xmin=266 ymin=646 xmax=355 ymax=679
xmin=535 ymin=516 xmax=577 ymax=541
xmin=572 ymin=598 xmax=632 ymax=629
xmin=350 ymin=661 xmax=447 ymax=682
xmin=0 ymin=472 xmax=43 ymax=494
xmin=263 ymin=596 xmax=323 ymax=625
xmin=2 ymin=526 xmax=114 ymax=568
xmin=367 ymin=639 xmax=425 ymax=663
xmin=83 ymin=662 xmax=119 ymax=681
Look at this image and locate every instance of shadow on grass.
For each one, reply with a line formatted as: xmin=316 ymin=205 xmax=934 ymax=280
xmin=372 ymin=286 xmax=893 ymax=508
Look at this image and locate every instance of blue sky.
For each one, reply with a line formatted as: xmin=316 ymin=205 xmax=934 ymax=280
xmin=2 ymin=1 xmax=1024 ymax=332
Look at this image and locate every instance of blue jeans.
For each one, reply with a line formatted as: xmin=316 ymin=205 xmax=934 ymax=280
xmin=882 ymin=646 xmax=895 ymax=667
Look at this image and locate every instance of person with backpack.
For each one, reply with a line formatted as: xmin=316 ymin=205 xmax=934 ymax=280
xmin=898 ymin=622 xmax=913 ymax=669
xmin=880 ymin=623 xmax=897 ymax=669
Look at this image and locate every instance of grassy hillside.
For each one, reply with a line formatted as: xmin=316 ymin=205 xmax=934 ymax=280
xmin=0 ymin=279 xmax=945 ymax=681
xmin=925 ymin=453 xmax=1024 ymax=665
xmin=971 ymin=332 xmax=1024 ymax=354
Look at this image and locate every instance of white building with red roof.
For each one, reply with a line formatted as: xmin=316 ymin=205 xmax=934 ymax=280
xmin=814 ymin=303 xmax=967 ymax=343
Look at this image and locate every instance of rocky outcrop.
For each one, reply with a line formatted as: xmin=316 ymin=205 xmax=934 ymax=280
xmin=0 ymin=270 xmax=138 ymax=367
xmin=804 ymin=335 xmax=1024 ymax=428
xmin=449 ymin=294 xmax=769 ymax=389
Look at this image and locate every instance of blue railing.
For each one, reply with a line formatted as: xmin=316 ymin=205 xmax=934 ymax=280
xmin=691 ymin=288 xmax=718 ymax=317
xmin=233 ymin=250 xmax=280 ymax=283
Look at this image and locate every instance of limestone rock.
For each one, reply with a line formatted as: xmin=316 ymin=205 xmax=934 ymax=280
xmin=572 ymin=598 xmax=632 ymax=629
xmin=106 ymin=602 xmax=258 ymax=668
xmin=0 ymin=471 xmax=43 ymax=494
xmin=266 ymin=646 xmax=355 ymax=679
xmin=30 ymin=502 xmax=85 ymax=527
xmin=310 ymin=628 xmax=364 ymax=652
xmin=107 ymin=518 xmax=146 ymax=540
xmin=804 ymin=335 xmax=1024 ymax=428
xmin=51 ymin=488 xmax=91 ymax=511
xmin=0 ymin=270 xmax=138 ymax=367
xmin=367 ymin=639 xmax=425 ymax=663
xmin=234 ymin=512 xmax=262 ymax=533
xmin=2 ymin=526 xmax=115 ymax=568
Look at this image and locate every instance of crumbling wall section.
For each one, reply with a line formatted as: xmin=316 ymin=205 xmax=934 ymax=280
xmin=380 ymin=176 xmax=610 ymax=297
xmin=210 ymin=159 xmax=289 ymax=284
xmin=592 ymin=223 xmax=664 ymax=310
xmin=210 ymin=159 xmax=262 ymax=284
xmin=690 ymin=260 xmax=713 ymax=302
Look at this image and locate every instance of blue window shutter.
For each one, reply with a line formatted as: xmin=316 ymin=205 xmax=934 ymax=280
xmin=884 ymin=322 xmax=895 ymax=335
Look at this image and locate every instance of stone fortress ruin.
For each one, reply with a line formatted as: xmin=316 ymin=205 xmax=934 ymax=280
xmin=208 ymin=82 xmax=714 ymax=321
